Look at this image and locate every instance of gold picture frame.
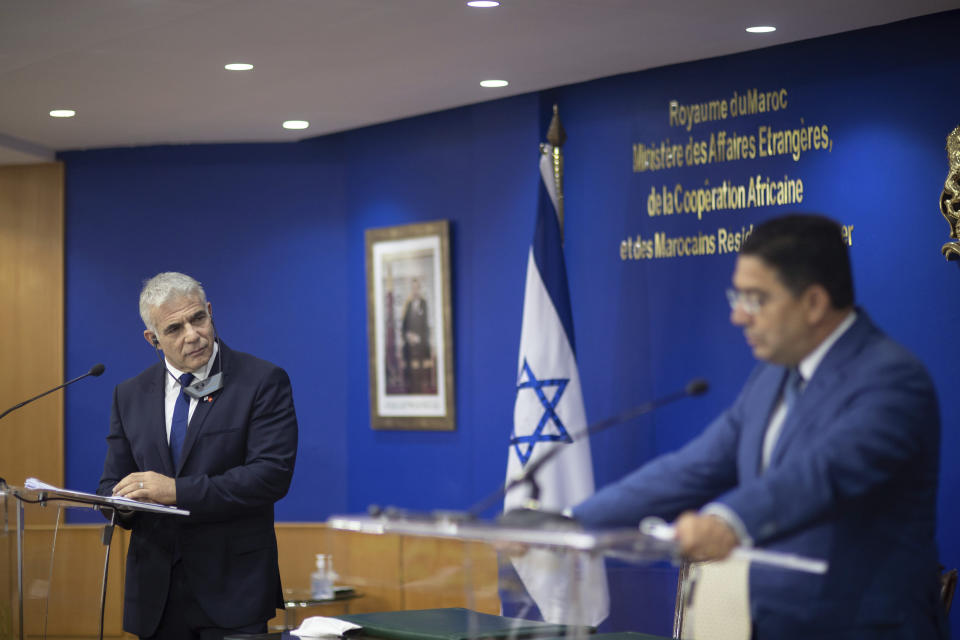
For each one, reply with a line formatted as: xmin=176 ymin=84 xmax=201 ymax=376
xmin=365 ymin=220 xmax=456 ymax=430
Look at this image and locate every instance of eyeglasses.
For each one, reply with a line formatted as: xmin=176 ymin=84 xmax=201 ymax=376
xmin=726 ymin=288 xmax=768 ymax=315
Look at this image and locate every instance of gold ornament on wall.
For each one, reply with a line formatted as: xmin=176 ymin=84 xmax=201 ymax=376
xmin=940 ymin=126 xmax=960 ymax=260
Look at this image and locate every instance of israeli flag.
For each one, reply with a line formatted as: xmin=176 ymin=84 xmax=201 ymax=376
xmin=504 ymin=145 xmax=609 ymax=626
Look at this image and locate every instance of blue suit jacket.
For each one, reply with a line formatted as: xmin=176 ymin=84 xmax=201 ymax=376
xmin=98 ymin=342 xmax=298 ymax=637
xmin=575 ymin=313 xmax=946 ymax=638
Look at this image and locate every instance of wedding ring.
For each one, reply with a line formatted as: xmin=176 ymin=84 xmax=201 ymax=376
xmin=139 ymin=481 xmax=144 ymax=489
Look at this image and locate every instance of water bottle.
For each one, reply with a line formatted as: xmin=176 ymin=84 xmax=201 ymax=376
xmin=311 ymin=553 xmax=334 ymax=599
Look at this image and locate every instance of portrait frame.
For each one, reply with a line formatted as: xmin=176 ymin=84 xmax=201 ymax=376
xmin=365 ymin=220 xmax=456 ymax=430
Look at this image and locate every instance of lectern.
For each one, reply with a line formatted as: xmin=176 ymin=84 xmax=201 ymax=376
xmin=0 ymin=480 xmax=188 ymax=640
xmin=325 ymin=512 xmax=827 ymax=640
xmin=326 ymin=513 xmax=679 ymax=639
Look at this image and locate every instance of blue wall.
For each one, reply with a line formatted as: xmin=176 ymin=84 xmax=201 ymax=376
xmin=61 ymin=10 xmax=960 ymax=636
xmin=63 ymin=140 xmax=352 ymax=519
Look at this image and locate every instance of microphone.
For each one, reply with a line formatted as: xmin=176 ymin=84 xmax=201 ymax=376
xmin=685 ymin=378 xmax=708 ymax=396
xmin=0 ymin=364 xmax=106 ymax=421
xmin=468 ymin=377 xmax=709 ymax=518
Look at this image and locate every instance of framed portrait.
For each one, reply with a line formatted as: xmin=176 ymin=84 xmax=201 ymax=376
xmin=365 ymin=220 xmax=455 ymax=430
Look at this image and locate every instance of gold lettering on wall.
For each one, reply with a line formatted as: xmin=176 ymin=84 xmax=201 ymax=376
xmin=624 ymin=87 xmax=840 ymax=261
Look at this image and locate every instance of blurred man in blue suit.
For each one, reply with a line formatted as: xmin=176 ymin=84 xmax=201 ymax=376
xmin=99 ymin=272 xmax=298 ymax=640
xmin=575 ymin=215 xmax=946 ymax=638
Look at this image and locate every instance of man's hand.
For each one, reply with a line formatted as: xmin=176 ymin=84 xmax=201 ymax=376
xmin=673 ymin=511 xmax=739 ymax=562
xmin=113 ymin=471 xmax=177 ymax=505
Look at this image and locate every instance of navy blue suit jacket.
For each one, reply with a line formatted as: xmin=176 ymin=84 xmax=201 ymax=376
xmin=98 ymin=342 xmax=298 ymax=637
xmin=575 ymin=313 xmax=946 ymax=638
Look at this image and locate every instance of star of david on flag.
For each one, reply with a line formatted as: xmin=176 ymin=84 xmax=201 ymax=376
xmin=511 ymin=358 xmax=571 ymax=465
xmin=502 ymin=113 xmax=609 ymax=626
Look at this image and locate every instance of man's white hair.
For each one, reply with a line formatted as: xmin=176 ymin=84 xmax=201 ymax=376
xmin=139 ymin=272 xmax=207 ymax=333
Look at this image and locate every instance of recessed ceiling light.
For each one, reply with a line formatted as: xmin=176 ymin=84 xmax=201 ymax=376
xmin=224 ymin=63 xmax=254 ymax=71
xmin=467 ymin=1 xmax=500 ymax=7
xmin=745 ymin=26 xmax=776 ymax=33
xmin=480 ymin=79 xmax=509 ymax=88
xmin=283 ymin=120 xmax=310 ymax=130
xmin=49 ymin=109 xmax=76 ymax=118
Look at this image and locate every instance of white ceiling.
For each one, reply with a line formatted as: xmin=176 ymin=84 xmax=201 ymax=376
xmin=1 ymin=0 xmax=958 ymax=165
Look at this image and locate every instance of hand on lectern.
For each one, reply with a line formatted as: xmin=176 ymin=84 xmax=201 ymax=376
xmin=673 ymin=511 xmax=738 ymax=562
xmin=113 ymin=471 xmax=177 ymax=505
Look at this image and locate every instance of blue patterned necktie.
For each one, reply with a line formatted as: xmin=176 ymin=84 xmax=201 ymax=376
xmin=169 ymin=372 xmax=194 ymax=468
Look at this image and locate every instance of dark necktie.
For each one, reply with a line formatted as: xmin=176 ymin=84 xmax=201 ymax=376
xmin=761 ymin=367 xmax=804 ymax=470
xmin=169 ymin=372 xmax=194 ymax=468
xmin=783 ymin=367 xmax=804 ymax=412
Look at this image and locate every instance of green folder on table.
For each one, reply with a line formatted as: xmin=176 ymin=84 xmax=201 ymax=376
xmin=337 ymin=608 xmax=594 ymax=640
xmin=541 ymin=634 xmax=670 ymax=640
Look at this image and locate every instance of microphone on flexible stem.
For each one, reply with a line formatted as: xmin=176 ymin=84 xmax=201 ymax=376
xmin=468 ymin=377 xmax=709 ymax=519
xmin=0 ymin=363 xmax=106 ymax=421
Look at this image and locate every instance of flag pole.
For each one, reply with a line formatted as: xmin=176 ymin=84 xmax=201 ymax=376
xmin=540 ymin=104 xmax=567 ymax=242
xmin=504 ymin=102 xmax=609 ymax=626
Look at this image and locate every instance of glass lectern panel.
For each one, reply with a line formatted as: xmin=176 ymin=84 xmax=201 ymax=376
xmin=1 ymin=485 xmax=132 ymax=640
xmin=323 ymin=514 xmax=672 ymax=640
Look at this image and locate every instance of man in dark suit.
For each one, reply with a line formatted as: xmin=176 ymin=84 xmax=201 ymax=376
xmin=99 ymin=272 xmax=298 ymax=640
xmin=574 ymin=215 xmax=946 ymax=638
xmin=401 ymin=276 xmax=433 ymax=394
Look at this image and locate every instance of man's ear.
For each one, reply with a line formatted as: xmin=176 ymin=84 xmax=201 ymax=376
xmin=803 ymin=284 xmax=831 ymax=324
xmin=144 ymin=330 xmax=159 ymax=348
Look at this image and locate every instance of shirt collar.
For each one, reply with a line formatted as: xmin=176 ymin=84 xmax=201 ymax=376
xmin=164 ymin=341 xmax=219 ymax=392
xmin=797 ymin=310 xmax=856 ymax=383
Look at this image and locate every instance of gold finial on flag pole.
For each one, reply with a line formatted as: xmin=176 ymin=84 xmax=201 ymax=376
xmin=540 ymin=104 xmax=566 ymax=242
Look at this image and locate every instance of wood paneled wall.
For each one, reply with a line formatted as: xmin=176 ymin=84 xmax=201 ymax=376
xmin=400 ymin=536 xmax=499 ymax=612
xmin=6 ymin=521 xmax=499 ymax=638
xmin=0 ymin=163 xmax=65 ymax=519
xmin=2 ymin=507 xmax=129 ymax=640
xmin=21 ymin=524 xmax=127 ymax=638
xmin=271 ymin=524 xmax=499 ymax=630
